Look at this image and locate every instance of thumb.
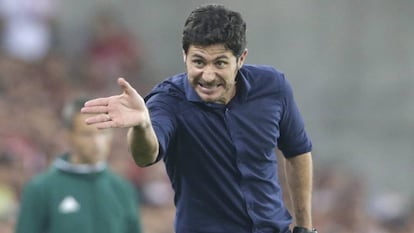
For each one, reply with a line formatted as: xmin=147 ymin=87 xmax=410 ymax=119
xmin=118 ymin=77 xmax=134 ymax=95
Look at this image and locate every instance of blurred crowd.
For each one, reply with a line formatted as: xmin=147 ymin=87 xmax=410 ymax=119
xmin=312 ymin=163 xmax=414 ymax=233
xmin=0 ymin=1 xmax=412 ymax=233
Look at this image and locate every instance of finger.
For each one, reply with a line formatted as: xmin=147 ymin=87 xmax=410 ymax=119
xmin=84 ymin=97 xmax=110 ymax=107
xmin=84 ymin=114 xmax=111 ymax=125
xmin=81 ymin=105 xmax=109 ymax=114
xmin=86 ymin=114 xmax=115 ymax=129
xmin=91 ymin=121 xmax=115 ymax=130
xmin=118 ymin=77 xmax=134 ymax=95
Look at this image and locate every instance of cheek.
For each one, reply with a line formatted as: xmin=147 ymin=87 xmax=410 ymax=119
xmin=187 ymin=65 xmax=201 ymax=76
xmin=187 ymin=70 xmax=201 ymax=84
xmin=223 ymin=71 xmax=238 ymax=84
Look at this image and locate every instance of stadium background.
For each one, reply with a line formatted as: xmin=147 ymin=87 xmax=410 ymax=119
xmin=0 ymin=0 xmax=413 ymax=232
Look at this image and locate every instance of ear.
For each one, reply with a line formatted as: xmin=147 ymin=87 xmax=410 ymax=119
xmin=182 ymin=50 xmax=187 ymax=63
xmin=238 ymin=49 xmax=248 ymax=69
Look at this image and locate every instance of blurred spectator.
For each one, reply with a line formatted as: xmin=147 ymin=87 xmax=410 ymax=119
xmin=0 ymin=0 xmax=59 ymax=63
xmin=0 ymin=55 xmax=66 ymax=171
xmin=404 ymin=204 xmax=414 ymax=232
xmin=369 ymin=192 xmax=412 ymax=233
xmin=15 ymin=97 xmax=143 ymax=233
xmin=313 ymin=164 xmax=387 ymax=233
xmin=81 ymin=7 xmax=144 ymax=95
xmin=136 ymin=163 xmax=175 ymax=233
xmin=0 ymin=151 xmax=18 ymax=233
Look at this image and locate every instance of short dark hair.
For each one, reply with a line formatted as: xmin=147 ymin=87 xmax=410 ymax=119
xmin=62 ymin=97 xmax=90 ymax=129
xmin=182 ymin=4 xmax=247 ymax=57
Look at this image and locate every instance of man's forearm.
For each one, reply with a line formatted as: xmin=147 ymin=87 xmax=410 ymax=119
xmin=276 ymin=149 xmax=293 ymax=214
xmin=127 ymin=123 xmax=159 ymax=167
xmin=285 ymin=152 xmax=313 ymax=229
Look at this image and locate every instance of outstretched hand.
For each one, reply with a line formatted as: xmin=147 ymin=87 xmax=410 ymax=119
xmin=81 ymin=77 xmax=150 ymax=129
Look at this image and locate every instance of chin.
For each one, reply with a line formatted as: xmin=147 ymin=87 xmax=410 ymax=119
xmin=199 ymin=95 xmax=218 ymax=103
xmin=204 ymin=98 xmax=226 ymax=104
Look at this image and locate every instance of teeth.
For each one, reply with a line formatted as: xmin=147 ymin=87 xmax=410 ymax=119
xmin=199 ymin=83 xmax=221 ymax=88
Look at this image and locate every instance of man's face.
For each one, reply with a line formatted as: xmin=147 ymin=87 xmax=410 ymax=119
xmin=69 ymin=113 xmax=113 ymax=164
xmin=184 ymin=44 xmax=247 ymax=104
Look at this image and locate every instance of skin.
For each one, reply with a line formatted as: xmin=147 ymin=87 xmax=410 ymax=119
xmin=81 ymin=44 xmax=313 ymax=231
xmin=69 ymin=113 xmax=113 ymax=164
xmin=184 ymin=44 xmax=247 ymax=105
xmin=80 ymin=76 xmax=159 ymax=166
xmin=278 ymin=150 xmax=314 ymax=230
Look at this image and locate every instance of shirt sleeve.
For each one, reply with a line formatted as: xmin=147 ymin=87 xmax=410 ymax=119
xmin=277 ymin=75 xmax=312 ymax=158
xmin=15 ymin=180 xmax=48 ymax=233
xmin=145 ymin=92 xmax=178 ymax=162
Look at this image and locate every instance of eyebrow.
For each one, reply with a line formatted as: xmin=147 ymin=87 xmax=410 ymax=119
xmin=191 ymin=54 xmax=230 ymax=60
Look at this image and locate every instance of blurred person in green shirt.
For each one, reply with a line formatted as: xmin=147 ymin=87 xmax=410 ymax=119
xmin=15 ymin=97 xmax=142 ymax=233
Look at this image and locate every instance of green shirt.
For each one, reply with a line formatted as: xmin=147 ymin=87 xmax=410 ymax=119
xmin=15 ymin=154 xmax=142 ymax=233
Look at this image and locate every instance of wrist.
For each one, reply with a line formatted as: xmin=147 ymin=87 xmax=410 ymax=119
xmin=132 ymin=121 xmax=151 ymax=131
xmin=292 ymin=226 xmax=317 ymax=233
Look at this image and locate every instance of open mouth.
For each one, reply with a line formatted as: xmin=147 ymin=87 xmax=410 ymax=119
xmin=198 ymin=82 xmax=223 ymax=89
xmin=197 ymin=83 xmax=223 ymax=95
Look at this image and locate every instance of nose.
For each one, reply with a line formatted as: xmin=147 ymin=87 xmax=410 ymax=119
xmin=202 ymin=66 xmax=216 ymax=82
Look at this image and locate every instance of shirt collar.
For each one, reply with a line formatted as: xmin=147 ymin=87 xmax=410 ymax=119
xmin=184 ymin=73 xmax=202 ymax=102
xmin=183 ymin=69 xmax=251 ymax=104
xmin=54 ymin=153 xmax=107 ymax=174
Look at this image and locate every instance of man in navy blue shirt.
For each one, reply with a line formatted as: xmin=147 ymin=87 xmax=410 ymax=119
xmin=82 ymin=4 xmax=316 ymax=233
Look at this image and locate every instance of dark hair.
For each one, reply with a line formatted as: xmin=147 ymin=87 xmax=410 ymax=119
xmin=0 ymin=151 xmax=15 ymax=166
xmin=62 ymin=97 xmax=90 ymax=129
xmin=182 ymin=4 xmax=247 ymax=57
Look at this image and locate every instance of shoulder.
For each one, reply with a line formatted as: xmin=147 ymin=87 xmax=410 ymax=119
xmin=105 ymin=170 xmax=137 ymax=194
xmin=242 ymin=64 xmax=284 ymax=77
xmin=105 ymin=171 xmax=140 ymax=203
xmin=20 ymin=168 xmax=57 ymax=198
xmin=25 ymin=168 xmax=57 ymax=188
xmin=144 ymin=73 xmax=187 ymax=102
xmin=241 ymin=64 xmax=289 ymax=94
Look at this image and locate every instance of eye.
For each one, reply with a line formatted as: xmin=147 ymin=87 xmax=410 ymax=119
xmin=215 ymin=60 xmax=227 ymax=68
xmin=191 ymin=59 xmax=204 ymax=67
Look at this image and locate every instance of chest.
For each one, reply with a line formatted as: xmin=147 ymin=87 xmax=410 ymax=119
xmin=176 ymin=96 xmax=284 ymax=155
xmin=45 ymin=176 xmax=128 ymax=232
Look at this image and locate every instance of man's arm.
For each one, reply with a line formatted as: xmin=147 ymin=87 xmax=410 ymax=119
xmin=284 ymin=152 xmax=313 ymax=229
xmin=81 ymin=77 xmax=159 ymax=167
xmin=127 ymin=123 xmax=159 ymax=166
xmin=276 ymin=149 xmax=293 ymax=214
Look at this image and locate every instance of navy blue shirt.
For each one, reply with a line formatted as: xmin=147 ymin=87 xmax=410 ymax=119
xmin=145 ymin=64 xmax=312 ymax=233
